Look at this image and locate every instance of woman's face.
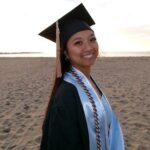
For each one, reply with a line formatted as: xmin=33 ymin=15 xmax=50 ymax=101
xmin=66 ymin=30 xmax=99 ymax=71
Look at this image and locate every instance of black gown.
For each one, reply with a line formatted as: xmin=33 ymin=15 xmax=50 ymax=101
xmin=40 ymin=80 xmax=90 ymax=150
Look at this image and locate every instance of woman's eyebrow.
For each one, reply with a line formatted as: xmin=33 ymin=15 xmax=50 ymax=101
xmin=71 ymin=32 xmax=95 ymax=42
xmin=89 ymin=33 xmax=95 ymax=37
xmin=71 ymin=37 xmax=82 ymax=42
xmin=73 ymin=33 xmax=95 ymax=40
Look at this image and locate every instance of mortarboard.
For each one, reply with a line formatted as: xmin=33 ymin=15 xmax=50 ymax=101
xmin=39 ymin=3 xmax=95 ymax=78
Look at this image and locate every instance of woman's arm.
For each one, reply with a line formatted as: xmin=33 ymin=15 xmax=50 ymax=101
xmin=40 ymin=82 xmax=84 ymax=150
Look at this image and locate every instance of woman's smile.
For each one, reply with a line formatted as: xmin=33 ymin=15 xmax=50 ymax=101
xmin=82 ymin=52 xmax=95 ymax=58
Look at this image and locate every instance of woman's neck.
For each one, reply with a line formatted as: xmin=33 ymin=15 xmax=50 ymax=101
xmin=72 ymin=65 xmax=91 ymax=79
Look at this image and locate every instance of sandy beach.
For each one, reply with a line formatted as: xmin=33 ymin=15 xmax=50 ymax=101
xmin=0 ymin=57 xmax=149 ymax=150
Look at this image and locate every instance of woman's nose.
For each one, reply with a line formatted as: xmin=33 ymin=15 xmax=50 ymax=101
xmin=84 ymin=42 xmax=93 ymax=51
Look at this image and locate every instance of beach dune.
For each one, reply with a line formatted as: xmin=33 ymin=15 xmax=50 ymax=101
xmin=0 ymin=57 xmax=149 ymax=150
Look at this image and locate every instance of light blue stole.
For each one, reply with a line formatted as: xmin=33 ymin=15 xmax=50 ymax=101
xmin=64 ymin=67 xmax=125 ymax=150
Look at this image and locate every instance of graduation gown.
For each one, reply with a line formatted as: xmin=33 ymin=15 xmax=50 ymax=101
xmin=40 ymin=68 xmax=124 ymax=150
xmin=40 ymin=80 xmax=90 ymax=150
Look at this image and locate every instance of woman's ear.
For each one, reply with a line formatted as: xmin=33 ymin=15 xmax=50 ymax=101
xmin=64 ymin=51 xmax=69 ymax=59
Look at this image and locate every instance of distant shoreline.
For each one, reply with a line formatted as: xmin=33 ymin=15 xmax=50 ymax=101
xmin=101 ymin=51 xmax=150 ymax=57
xmin=0 ymin=52 xmax=150 ymax=57
xmin=0 ymin=52 xmax=51 ymax=57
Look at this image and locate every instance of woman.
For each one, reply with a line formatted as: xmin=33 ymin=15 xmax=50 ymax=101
xmin=39 ymin=3 xmax=124 ymax=150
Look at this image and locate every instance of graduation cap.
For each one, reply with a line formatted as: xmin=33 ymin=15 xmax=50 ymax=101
xmin=39 ymin=3 xmax=95 ymax=78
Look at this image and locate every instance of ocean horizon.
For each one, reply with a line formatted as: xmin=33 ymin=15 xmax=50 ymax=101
xmin=0 ymin=51 xmax=150 ymax=57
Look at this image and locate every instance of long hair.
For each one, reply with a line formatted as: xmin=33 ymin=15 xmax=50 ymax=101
xmin=43 ymin=47 xmax=70 ymax=128
xmin=49 ymin=51 xmax=70 ymax=104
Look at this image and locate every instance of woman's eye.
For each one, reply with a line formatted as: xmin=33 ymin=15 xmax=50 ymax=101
xmin=74 ymin=41 xmax=82 ymax=45
xmin=90 ymin=37 xmax=96 ymax=42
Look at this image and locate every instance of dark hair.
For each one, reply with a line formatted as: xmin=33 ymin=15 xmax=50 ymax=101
xmin=51 ymin=46 xmax=71 ymax=101
xmin=42 ymin=47 xmax=71 ymax=128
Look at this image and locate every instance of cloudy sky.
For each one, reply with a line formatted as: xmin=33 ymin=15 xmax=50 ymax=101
xmin=0 ymin=0 xmax=150 ymax=56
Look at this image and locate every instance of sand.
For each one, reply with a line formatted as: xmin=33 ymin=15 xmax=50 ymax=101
xmin=0 ymin=57 xmax=149 ymax=150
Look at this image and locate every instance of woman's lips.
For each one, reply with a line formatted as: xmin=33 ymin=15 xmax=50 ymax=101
xmin=83 ymin=54 xmax=93 ymax=58
xmin=82 ymin=52 xmax=95 ymax=58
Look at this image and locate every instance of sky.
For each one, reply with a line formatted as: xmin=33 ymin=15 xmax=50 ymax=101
xmin=0 ymin=0 xmax=150 ymax=56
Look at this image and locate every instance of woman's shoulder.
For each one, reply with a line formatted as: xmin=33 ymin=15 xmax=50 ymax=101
xmin=53 ymin=80 xmax=80 ymax=106
xmin=57 ymin=80 xmax=78 ymax=94
xmin=59 ymin=80 xmax=76 ymax=90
